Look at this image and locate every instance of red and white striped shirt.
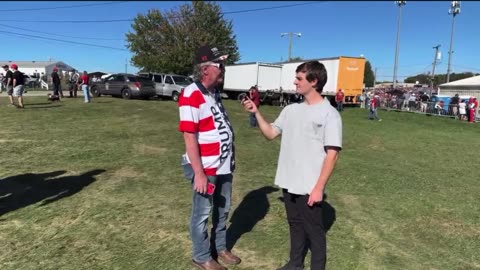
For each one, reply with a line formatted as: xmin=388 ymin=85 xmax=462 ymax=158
xmin=178 ymin=82 xmax=235 ymax=176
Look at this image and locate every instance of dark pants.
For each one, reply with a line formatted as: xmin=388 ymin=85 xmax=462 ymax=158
xmin=69 ymin=83 xmax=77 ymax=97
xmin=249 ymin=112 xmax=257 ymax=127
xmin=53 ymin=83 xmax=63 ymax=97
xmin=336 ymin=101 xmax=343 ymax=111
xmin=283 ymin=190 xmax=326 ymax=270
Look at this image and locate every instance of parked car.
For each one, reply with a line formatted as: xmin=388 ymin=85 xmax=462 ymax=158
xmin=138 ymin=72 xmax=192 ymax=101
xmin=90 ymin=73 xmax=156 ymax=99
xmin=22 ymin=74 xmax=38 ymax=88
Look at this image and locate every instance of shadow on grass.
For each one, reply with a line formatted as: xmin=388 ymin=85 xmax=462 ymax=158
xmin=225 ymin=186 xmax=279 ymax=251
xmin=277 ymin=194 xmax=337 ymax=233
xmin=0 ymin=169 xmax=105 ymax=216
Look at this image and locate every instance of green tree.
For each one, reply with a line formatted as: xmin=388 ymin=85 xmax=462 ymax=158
xmin=405 ymin=72 xmax=476 ymax=86
xmin=364 ymin=60 xmax=375 ymax=87
xmin=126 ymin=1 xmax=240 ymax=75
xmin=289 ymin=57 xmax=303 ymax=62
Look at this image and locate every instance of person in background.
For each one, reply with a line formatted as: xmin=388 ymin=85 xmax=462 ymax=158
xmin=368 ymin=95 xmax=381 ymax=121
xmin=458 ymin=99 xmax=467 ymax=121
xmin=248 ymin=85 xmax=260 ymax=127
xmin=69 ymin=69 xmax=79 ymax=98
xmin=11 ymin=64 xmax=25 ymax=108
xmin=2 ymin=65 xmax=15 ymax=106
xmin=51 ymin=67 xmax=63 ymax=99
xmin=335 ymin=89 xmax=344 ymax=111
xmin=80 ymin=71 xmax=91 ymax=103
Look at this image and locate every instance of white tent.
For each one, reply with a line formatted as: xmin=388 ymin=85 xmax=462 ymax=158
xmin=438 ymin=75 xmax=480 ymax=99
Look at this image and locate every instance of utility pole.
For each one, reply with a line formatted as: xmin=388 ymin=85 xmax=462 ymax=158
xmin=431 ymin=45 xmax=441 ymax=89
xmin=281 ymin=32 xmax=301 ymax=62
xmin=446 ymin=1 xmax=461 ymax=83
xmin=374 ymin=67 xmax=378 ymax=88
xmin=393 ymin=1 xmax=406 ymax=89
xmin=125 ymin=58 xmax=127 ymax=74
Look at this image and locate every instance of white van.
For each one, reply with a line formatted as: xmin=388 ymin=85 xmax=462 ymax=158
xmin=138 ymin=72 xmax=192 ymax=101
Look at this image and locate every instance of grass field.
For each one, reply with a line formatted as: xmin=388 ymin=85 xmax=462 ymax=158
xmin=0 ymin=96 xmax=479 ymax=270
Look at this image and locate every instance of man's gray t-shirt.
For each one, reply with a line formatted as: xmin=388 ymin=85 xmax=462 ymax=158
xmin=272 ymin=99 xmax=342 ymax=195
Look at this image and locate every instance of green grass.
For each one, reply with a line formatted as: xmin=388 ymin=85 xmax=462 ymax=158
xmin=0 ymin=97 xmax=479 ymax=270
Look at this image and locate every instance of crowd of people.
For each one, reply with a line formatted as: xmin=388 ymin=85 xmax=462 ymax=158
xmin=360 ymin=88 xmax=478 ymax=123
xmin=0 ymin=63 xmax=94 ymax=107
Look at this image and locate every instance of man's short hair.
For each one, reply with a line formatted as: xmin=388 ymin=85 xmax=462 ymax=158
xmin=295 ymin=61 xmax=328 ymax=93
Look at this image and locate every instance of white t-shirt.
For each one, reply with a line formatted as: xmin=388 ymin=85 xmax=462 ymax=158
xmin=272 ymin=100 xmax=342 ymax=195
xmin=459 ymin=103 xmax=466 ymax=115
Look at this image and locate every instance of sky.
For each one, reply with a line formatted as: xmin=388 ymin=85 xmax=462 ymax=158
xmin=0 ymin=1 xmax=478 ymax=82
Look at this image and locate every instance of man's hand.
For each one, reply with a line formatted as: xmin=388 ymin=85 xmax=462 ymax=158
xmin=242 ymin=96 xmax=258 ymax=113
xmin=193 ymin=172 xmax=208 ymax=195
xmin=307 ymin=187 xmax=324 ymax=207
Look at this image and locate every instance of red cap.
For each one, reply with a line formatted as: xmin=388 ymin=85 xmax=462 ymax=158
xmin=53 ymin=67 xmax=58 ymax=71
xmin=11 ymin=63 xmax=18 ymax=69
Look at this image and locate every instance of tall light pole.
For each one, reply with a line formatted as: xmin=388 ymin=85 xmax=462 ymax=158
xmin=393 ymin=1 xmax=406 ymax=89
xmin=281 ymin=32 xmax=301 ymax=62
xmin=446 ymin=1 xmax=461 ymax=83
xmin=431 ymin=45 xmax=441 ymax=89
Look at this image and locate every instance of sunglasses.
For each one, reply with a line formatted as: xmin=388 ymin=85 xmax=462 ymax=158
xmin=202 ymin=62 xmax=225 ymax=70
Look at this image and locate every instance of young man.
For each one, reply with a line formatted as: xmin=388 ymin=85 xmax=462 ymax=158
xmin=11 ymin=64 xmax=25 ymax=108
xmin=178 ymin=45 xmax=241 ymax=270
xmin=2 ymin=65 xmax=14 ymax=106
xmin=242 ymin=61 xmax=342 ymax=270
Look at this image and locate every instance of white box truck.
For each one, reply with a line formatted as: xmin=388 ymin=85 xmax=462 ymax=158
xmin=221 ymin=56 xmax=366 ymax=105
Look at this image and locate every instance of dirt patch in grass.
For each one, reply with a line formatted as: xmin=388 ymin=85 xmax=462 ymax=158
xmin=113 ymin=167 xmax=144 ymax=178
xmin=134 ymin=144 xmax=168 ymax=155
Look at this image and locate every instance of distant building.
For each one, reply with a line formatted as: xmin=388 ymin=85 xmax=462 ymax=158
xmin=438 ymin=75 xmax=480 ymax=100
xmin=0 ymin=60 xmax=76 ymax=78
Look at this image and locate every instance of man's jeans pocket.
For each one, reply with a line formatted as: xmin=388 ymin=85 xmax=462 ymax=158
xmin=181 ymin=155 xmax=195 ymax=181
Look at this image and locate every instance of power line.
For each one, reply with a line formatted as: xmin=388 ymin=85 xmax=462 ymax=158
xmin=0 ymin=23 xmax=124 ymax=41
xmin=0 ymin=1 xmax=328 ymax=23
xmin=0 ymin=30 xmax=127 ymax=51
xmin=0 ymin=1 xmax=130 ymax=12
xmin=222 ymin=1 xmax=328 ymax=15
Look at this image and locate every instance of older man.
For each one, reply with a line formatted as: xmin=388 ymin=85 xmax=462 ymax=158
xmin=178 ymin=45 xmax=241 ymax=270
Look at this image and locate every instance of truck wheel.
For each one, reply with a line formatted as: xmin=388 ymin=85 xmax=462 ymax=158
xmin=172 ymin=91 xmax=179 ymax=102
xmin=122 ymin=89 xmax=132 ymax=99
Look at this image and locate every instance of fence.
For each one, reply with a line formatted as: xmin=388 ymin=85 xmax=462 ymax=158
xmin=363 ymin=98 xmax=479 ymax=122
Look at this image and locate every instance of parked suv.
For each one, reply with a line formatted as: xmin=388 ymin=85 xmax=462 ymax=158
xmin=138 ymin=72 xmax=192 ymax=101
xmin=90 ymin=73 xmax=156 ymax=99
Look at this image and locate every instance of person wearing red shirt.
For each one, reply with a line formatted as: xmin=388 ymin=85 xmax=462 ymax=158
xmin=468 ymin=97 xmax=478 ymax=123
xmin=335 ymin=89 xmax=345 ymax=111
xmin=81 ymin=71 xmax=91 ymax=103
xmin=248 ymin=86 xmax=260 ymax=127
xmin=368 ymin=95 xmax=381 ymax=121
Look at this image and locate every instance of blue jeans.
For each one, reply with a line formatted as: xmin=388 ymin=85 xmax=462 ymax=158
xmin=190 ymin=174 xmax=232 ymax=263
xmin=368 ymin=108 xmax=380 ymax=120
xmin=82 ymin=85 xmax=91 ymax=103
xmin=249 ymin=112 xmax=257 ymax=127
xmin=336 ymin=101 xmax=343 ymax=111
